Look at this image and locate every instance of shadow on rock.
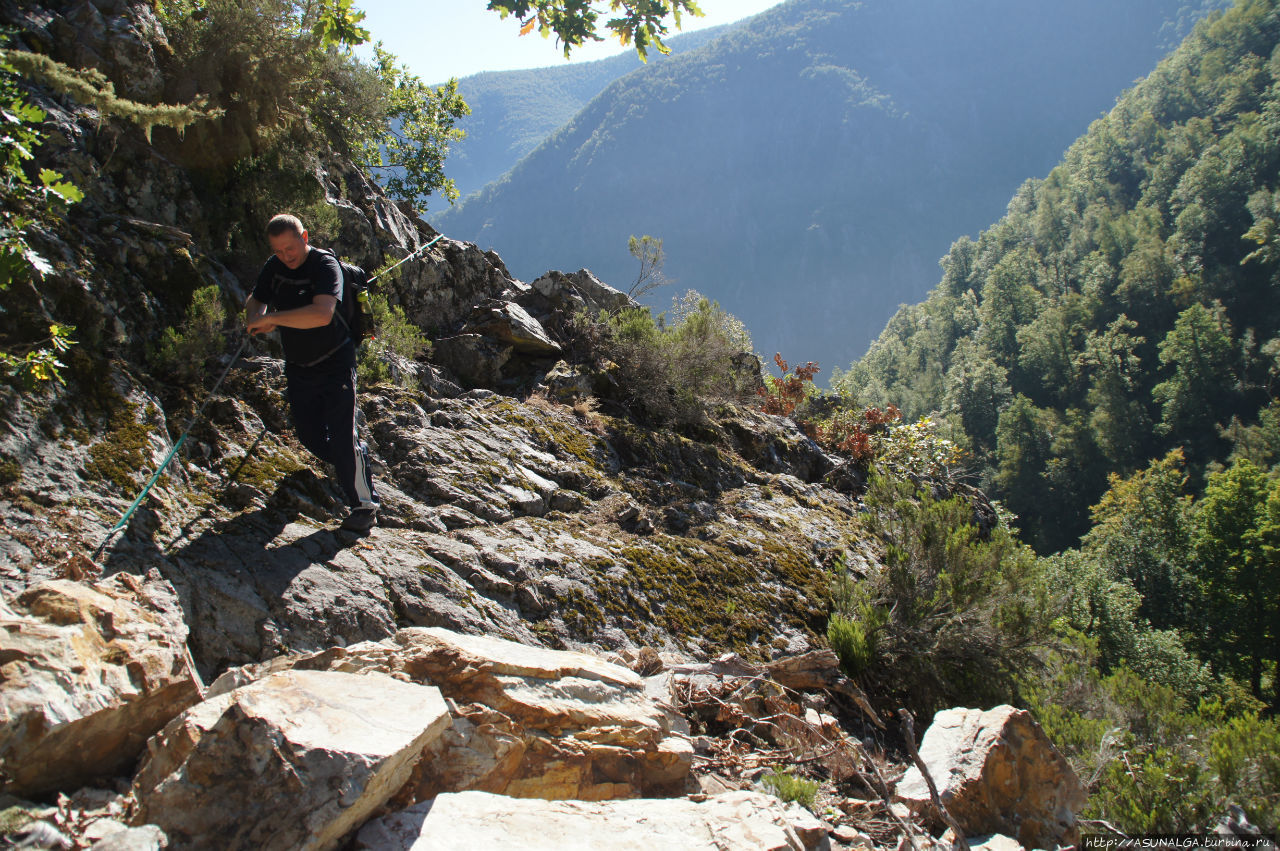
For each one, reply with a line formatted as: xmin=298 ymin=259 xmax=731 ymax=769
xmin=101 ymin=470 xmax=375 ymax=682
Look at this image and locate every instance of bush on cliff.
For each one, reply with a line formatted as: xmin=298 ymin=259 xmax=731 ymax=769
xmin=582 ymin=289 xmax=756 ymax=424
xmin=356 ymin=292 xmax=431 ymax=387
xmin=759 ymin=357 xmax=965 ymax=478
xmin=155 ymin=0 xmax=467 ymax=245
xmin=830 ymin=476 xmax=1051 ymax=716
xmin=149 ymin=285 xmax=231 ymax=388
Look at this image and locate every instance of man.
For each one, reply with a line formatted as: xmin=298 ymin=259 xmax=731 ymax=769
xmin=245 ymin=213 xmax=379 ymax=532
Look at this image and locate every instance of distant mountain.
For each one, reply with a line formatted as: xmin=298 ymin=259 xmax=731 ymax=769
xmin=442 ymin=26 xmax=727 ymax=199
xmin=433 ymin=0 xmax=1228 ymax=375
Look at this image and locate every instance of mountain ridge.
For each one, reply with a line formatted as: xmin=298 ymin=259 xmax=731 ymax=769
xmin=442 ymin=25 xmax=730 ymax=199
xmin=435 ymin=0 xmax=1230 ymax=376
xmin=842 ymin=0 xmax=1280 ymax=554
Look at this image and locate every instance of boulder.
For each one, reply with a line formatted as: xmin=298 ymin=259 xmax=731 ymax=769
xmin=430 ymin=333 xmax=511 ymax=388
xmin=894 ymin=705 xmax=1086 ymax=849
xmin=530 ymin=268 xmax=636 ymax=316
xmin=968 ymin=834 xmax=1025 ymax=851
xmin=764 ymin=648 xmax=843 ymax=690
xmin=0 ymin=574 xmax=201 ymax=796
xmin=354 ymin=790 xmax=826 ymax=850
xmin=131 ymin=669 xmax=450 ymax=851
xmin=209 ymin=626 xmax=693 ymax=803
xmin=390 ymin=628 xmax=694 ymax=801
xmin=464 ymin=299 xmax=562 ymax=355
xmin=537 ymin=359 xmax=621 ymax=403
xmin=539 ymin=360 xmax=594 ymax=402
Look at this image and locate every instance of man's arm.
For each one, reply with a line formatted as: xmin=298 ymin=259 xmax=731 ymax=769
xmin=247 ymin=295 xmax=337 ymax=336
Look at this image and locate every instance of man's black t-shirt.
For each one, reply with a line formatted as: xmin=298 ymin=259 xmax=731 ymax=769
xmin=251 ymin=248 xmax=347 ymax=365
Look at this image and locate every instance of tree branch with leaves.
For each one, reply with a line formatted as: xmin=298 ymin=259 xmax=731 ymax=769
xmin=486 ymin=0 xmax=703 ymax=60
xmin=355 ymin=47 xmax=470 ymax=206
xmin=0 ymin=60 xmax=82 ymax=388
xmin=626 ymin=234 xmax=670 ymax=300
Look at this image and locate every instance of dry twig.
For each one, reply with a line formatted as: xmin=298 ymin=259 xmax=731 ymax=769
xmin=898 ymin=708 xmax=969 ymax=851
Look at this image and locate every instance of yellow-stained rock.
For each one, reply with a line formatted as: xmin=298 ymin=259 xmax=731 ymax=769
xmin=132 ymin=669 xmax=450 ymax=851
xmin=0 ymin=575 xmax=200 ymax=796
xmin=894 ymin=705 xmax=1086 ymax=849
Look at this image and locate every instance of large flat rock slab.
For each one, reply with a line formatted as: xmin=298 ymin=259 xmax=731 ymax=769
xmin=131 ymin=669 xmax=449 ymax=851
xmin=391 ymin=627 xmax=692 ymax=800
xmin=0 ymin=574 xmax=200 ymax=795
xmin=210 ymin=626 xmax=692 ymax=802
xmin=354 ymin=790 xmax=820 ymax=850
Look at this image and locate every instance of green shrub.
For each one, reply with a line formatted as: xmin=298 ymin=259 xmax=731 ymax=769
xmin=157 ymin=0 xmax=467 ymax=215
xmin=149 ymin=284 xmax=230 ymax=386
xmin=762 ymin=767 xmax=819 ymax=811
xmin=587 ymin=290 xmax=756 ymax=424
xmin=1095 ymin=745 xmax=1217 ymax=833
xmin=827 ymin=613 xmax=874 ymax=678
xmin=0 ymin=455 xmax=19 ymax=485
xmin=1208 ymin=709 xmax=1280 ymax=829
xmin=357 ymin=292 xmax=429 ymax=387
xmin=0 ymin=58 xmax=83 ymax=389
xmin=827 ymin=557 xmax=888 ymax=678
xmin=1022 ymin=640 xmax=1280 ymax=835
xmin=1043 ymin=549 xmax=1213 ymax=698
xmin=846 ymin=475 xmax=1052 ymax=715
xmin=872 ymin=416 xmax=966 ymax=480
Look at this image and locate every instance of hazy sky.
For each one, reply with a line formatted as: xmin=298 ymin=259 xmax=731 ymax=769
xmin=356 ymin=1 xmax=785 ymax=84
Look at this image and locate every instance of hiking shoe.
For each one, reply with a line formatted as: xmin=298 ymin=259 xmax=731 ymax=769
xmin=341 ymin=508 xmax=378 ymax=532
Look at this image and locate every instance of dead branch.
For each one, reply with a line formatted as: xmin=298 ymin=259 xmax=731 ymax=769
xmin=898 ymin=708 xmax=969 ymax=851
xmin=861 ymin=743 xmax=920 ymax=851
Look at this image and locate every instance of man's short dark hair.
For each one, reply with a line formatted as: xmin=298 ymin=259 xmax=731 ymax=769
xmin=266 ymin=214 xmax=305 ymax=238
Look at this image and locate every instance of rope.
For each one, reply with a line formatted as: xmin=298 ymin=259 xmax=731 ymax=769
xmin=93 ymin=335 xmax=250 ymax=559
xmin=91 ymin=232 xmax=444 ymax=559
xmin=367 ymin=233 xmax=443 ymax=284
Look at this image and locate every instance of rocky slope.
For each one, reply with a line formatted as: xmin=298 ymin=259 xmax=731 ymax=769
xmin=0 ymin=0 xmax=871 ymax=682
xmin=0 ymin=2 xmax=1089 ymax=849
xmin=1 ymin=575 xmax=1086 ymax=850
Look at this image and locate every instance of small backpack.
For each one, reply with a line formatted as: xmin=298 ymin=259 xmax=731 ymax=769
xmin=318 ymin=248 xmax=375 ymax=345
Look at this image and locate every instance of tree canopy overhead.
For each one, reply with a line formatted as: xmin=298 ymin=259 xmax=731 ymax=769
xmin=485 ymin=0 xmax=703 ymax=59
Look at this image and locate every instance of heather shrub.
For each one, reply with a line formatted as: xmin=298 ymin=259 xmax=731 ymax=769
xmin=591 ymin=290 xmax=756 ymax=424
xmin=762 ymin=768 xmax=819 ymax=811
xmin=826 ymin=555 xmax=887 ymax=678
xmin=357 ymin=292 xmax=430 ymax=387
xmin=1022 ymin=644 xmax=1280 ymax=834
xmin=836 ymin=475 xmax=1051 ymax=716
xmin=149 ymin=284 xmax=230 ymax=386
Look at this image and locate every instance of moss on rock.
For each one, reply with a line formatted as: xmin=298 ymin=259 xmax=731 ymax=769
xmin=83 ymin=402 xmax=156 ymax=492
xmin=591 ymin=531 xmax=828 ymax=658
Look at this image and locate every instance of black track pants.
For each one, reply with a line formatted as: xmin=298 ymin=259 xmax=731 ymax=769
xmin=284 ymin=345 xmax=378 ymax=510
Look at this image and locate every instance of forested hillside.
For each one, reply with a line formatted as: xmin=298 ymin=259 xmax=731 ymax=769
xmin=435 ymin=0 xmax=1224 ymax=373
xmin=791 ymin=3 xmax=1280 ymax=824
xmin=841 ymin=0 xmax=1280 ymax=554
xmin=445 ymin=26 xmax=725 ymax=199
